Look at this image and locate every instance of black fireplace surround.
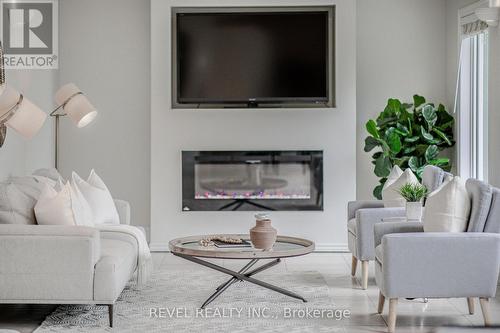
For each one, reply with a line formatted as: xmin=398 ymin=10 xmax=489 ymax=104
xmin=182 ymin=151 xmax=323 ymax=211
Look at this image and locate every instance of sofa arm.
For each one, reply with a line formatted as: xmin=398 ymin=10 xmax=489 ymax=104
xmin=0 ymin=225 xmax=100 ymax=301
xmin=348 ymin=200 xmax=385 ymax=220
xmin=114 ymin=199 xmax=130 ymax=225
xmin=374 ymin=221 xmax=424 ymax=248
xmin=380 ymin=233 xmax=500 ymax=298
xmin=354 ymin=207 xmax=405 ymax=260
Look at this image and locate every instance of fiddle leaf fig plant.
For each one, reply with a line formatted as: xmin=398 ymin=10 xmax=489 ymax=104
xmin=365 ymin=95 xmax=455 ymax=199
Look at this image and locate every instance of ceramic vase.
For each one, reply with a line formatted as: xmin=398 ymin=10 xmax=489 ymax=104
xmin=406 ymin=201 xmax=423 ymax=222
xmin=250 ymin=214 xmax=277 ymax=250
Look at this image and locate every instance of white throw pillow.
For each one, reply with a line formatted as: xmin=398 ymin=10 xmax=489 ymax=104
xmin=383 ymin=165 xmax=403 ymax=190
xmin=70 ymin=178 xmax=94 ymax=227
xmin=35 ymin=183 xmax=73 ymax=226
xmin=382 ymin=168 xmax=419 ymax=208
xmin=72 ymin=170 xmax=120 ymax=225
xmin=34 ymin=182 xmax=94 ymax=226
xmin=423 ymin=176 xmax=471 ymax=232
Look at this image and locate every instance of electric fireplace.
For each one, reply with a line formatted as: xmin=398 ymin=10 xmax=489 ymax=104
xmin=182 ymin=151 xmax=323 ymax=211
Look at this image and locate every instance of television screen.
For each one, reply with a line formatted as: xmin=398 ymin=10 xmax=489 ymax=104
xmin=175 ymin=9 xmax=331 ymax=105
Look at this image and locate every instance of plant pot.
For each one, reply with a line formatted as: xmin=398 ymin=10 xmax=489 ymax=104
xmin=406 ymin=201 xmax=423 ymax=222
xmin=250 ymin=214 xmax=277 ymax=250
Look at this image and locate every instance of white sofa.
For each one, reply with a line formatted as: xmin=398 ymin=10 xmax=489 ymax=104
xmin=0 ymin=190 xmax=137 ymax=328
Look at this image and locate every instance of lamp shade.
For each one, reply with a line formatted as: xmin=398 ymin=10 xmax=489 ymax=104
xmin=55 ymin=83 xmax=97 ymax=128
xmin=0 ymin=85 xmax=46 ymax=139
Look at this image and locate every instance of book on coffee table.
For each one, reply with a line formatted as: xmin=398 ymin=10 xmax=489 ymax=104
xmin=213 ymin=239 xmax=252 ymax=248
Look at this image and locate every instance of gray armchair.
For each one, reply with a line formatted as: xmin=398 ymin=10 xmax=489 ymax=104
xmin=374 ymin=179 xmax=500 ymax=332
xmin=347 ymin=165 xmax=450 ymax=289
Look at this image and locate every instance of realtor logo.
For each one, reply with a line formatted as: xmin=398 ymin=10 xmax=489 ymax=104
xmin=0 ymin=0 xmax=58 ymax=69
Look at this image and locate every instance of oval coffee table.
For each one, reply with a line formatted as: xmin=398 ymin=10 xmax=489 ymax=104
xmin=169 ymin=234 xmax=315 ymax=308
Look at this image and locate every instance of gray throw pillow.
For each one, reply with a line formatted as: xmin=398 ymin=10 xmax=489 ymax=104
xmin=33 ymin=168 xmax=63 ymax=182
xmin=0 ymin=176 xmax=47 ymax=225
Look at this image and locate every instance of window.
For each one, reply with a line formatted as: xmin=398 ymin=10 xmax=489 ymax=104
xmin=456 ymin=17 xmax=489 ymax=181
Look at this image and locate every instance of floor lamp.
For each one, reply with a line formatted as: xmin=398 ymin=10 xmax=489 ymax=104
xmin=51 ymin=83 xmax=98 ymax=168
xmin=0 ymin=42 xmax=47 ymax=147
xmin=0 ymin=41 xmax=98 ymax=169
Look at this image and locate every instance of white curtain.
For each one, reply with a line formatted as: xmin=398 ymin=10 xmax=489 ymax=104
xmin=454 ymin=15 xmax=488 ymax=180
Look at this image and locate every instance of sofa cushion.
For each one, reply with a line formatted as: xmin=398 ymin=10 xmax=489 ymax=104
xmin=423 ymin=177 xmax=471 ymax=232
xmin=381 ymin=166 xmax=403 ymax=206
xmin=466 ymin=179 xmax=493 ymax=232
xmin=73 ymin=170 xmax=120 ymax=225
xmin=33 ymin=168 xmax=63 ymax=182
xmin=35 ymin=182 xmax=93 ymax=227
xmin=382 ymin=169 xmax=419 ymax=208
xmin=0 ymin=177 xmax=47 ymax=225
xmin=93 ymin=238 xmax=137 ymax=302
xmin=422 ymin=165 xmax=445 ymax=193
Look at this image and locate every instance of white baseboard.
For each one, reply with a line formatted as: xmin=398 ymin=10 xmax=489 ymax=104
xmin=149 ymin=243 xmax=170 ymax=252
xmin=150 ymin=242 xmax=349 ymax=253
xmin=315 ymin=243 xmax=349 ymax=252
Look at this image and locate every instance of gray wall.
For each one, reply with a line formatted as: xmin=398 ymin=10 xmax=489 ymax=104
xmin=58 ymin=0 xmax=151 ymax=229
xmin=356 ymin=0 xmax=448 ymax=200
xmin=0 ymin=70 xmax=55 ymax=179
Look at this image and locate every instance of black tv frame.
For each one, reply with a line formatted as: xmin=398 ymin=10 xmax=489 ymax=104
xmin=171 ymin=6 xmax=336 ymax=109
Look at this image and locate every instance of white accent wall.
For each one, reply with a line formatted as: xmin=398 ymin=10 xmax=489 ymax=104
xmin=150 ymin=0 xmax=357 ymax=251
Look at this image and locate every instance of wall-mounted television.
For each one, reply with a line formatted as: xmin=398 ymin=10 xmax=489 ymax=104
xmin=172 ymin=7 xmax=335 ymax=108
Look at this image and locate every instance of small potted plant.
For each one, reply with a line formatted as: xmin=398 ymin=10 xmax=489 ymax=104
xmin=397 ymin=183 xmax=428 ymax=221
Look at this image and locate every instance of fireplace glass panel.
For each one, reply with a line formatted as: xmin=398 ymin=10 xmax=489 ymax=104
xmin=194 ymin=163 xmax=312 ymax=200
xmin=182 ymin=151 xmax=323 ymax=211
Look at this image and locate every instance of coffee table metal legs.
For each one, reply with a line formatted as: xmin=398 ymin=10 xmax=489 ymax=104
xmin=203 ymin=259 xmax=259 ymax=308
xmin=173 ymin=253 xmax=307 ymax=308
xmin=215 ymin=258 xmax=282 ymax=291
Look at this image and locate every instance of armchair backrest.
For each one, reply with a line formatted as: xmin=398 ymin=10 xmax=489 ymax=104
xmin=465 ymin=178 xmax=497 ymax=232
xmin=484 ymin=187 xmax=500 ymax=233
xmin=422 ymin=165 xmax=452 ymax=193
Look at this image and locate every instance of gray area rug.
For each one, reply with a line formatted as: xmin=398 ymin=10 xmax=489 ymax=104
xmin=35 ymin=269 xmax=346 ymax=333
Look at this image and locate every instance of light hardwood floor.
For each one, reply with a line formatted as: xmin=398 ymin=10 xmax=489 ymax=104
xmin=1 ymin=253 xmax=499 ymax=333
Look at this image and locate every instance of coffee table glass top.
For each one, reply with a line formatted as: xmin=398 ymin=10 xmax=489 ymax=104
xmin=169 ymin=234 xmax=314 ymax=259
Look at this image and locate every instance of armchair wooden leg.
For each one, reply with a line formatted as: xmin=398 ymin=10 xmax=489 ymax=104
xmin=108 ymin=304 xmax=114 ymax=328
xmin=467 ymin=297 xmax=475 ymax=315
xmin=361 ymin=260 xmax=369 ymax=290
xmin=479 ymin=297 xmax=491 ymax=326
xmin=351 ymin=256 xmax=358 ymax=276
xmin=377 ymin=291 xmax=385 ymax=314
xmin=387 ymin=298 xmax=398 ymax=333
